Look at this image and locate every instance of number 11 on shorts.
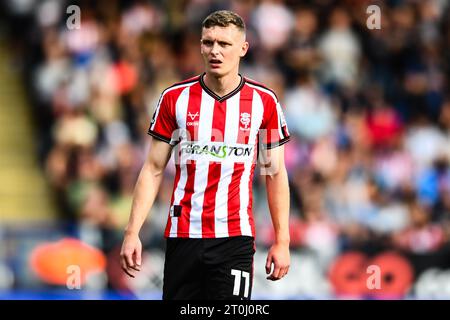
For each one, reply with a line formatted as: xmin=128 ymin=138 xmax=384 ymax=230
xmin=231 ymin=269 xmax=250 ymax=298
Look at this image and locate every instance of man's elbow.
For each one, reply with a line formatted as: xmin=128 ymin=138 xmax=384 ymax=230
xmin=264 ymin=165 xmax=287 ymax=181
xmin=144 ymin=161 xmax=166 ymax=178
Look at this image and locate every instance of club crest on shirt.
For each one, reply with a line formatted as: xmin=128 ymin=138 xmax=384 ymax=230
xmin=240 ymin=112 xmax=251 ymax=131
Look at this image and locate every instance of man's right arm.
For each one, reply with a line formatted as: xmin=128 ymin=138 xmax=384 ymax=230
xmin=120 ymin=137 xmax=173 ymax=278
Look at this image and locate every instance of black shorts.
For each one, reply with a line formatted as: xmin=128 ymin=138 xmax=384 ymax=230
xmin=162 ymin=236 xmax=255 ymax=300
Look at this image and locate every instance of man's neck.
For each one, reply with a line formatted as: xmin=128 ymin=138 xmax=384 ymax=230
xmin=203 ymin=73 xmax=242 ymax=97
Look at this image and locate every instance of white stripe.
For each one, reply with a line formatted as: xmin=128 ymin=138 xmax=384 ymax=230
xmin=189 ymin=90 xmax=215 ymax=237
xmin=175 ymin=87 xmax=191 ymax=140
xmin=170 ymin=162 xmax=187 ymax=236
xmin=169 ymin=86 xmax=191 ymax=236
xmin=151 ymin=81 xmax=196 ymax=131
xmin=275 ymin=102 xmax=285 ymax=138
xmin=168 ymin=214 xmax=178 ymax=237
xmin=250 ymin=90 xmax=265 ymax=144
xmin=150 ymin=96 xmax=163 ymax=131
xmin=214 ymin=92 xmax=241 ymax=237
xmin=239 ymin=160 xmax=253 ymax=236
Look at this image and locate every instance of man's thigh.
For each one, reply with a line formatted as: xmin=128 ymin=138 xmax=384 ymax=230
xmin=162 ymin=238 xmax=204 ymax=300
xmin=204 ymin=236 xmax=255 ymax=300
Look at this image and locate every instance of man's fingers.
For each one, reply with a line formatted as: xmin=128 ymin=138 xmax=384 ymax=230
xmin=122 ymin=267 xmax=135 ymax=278
xmin=135 ymin=249 xmax=142 ymax=267
xmin=280 ymin=267 xmax=289 ymax=278
xmin=125 ymin=252 xmax=135 ymax=269
xmin=266 ymin=264 xmax=290 ymax=281
xmin=120 ymin=257 xmax=135 ymax=278
xmin=267 ymin=266 xmax=281 ymax=281
xmin=120 ymin=237 xmax=143 ymax=278
xmin=272 ymin=266 xmax=281 ymax=279
xmin=266 ymin=274 xmax=278 ymax=281
xmin=120 ymin=255 xmax=128 ymax=270
xmin=120 ymin=250 xmax=140 ymax=277
xmin=265 ymin=255 xmax=272 ymax=274
xmin=129 ymin=265 xmax=141 ymax=272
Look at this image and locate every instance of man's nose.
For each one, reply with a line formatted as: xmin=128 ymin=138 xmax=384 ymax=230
xmin=211 ymin=42 xmax=220 ymax=55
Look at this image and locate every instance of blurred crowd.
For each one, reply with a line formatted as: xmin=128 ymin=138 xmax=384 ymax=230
xmin=2 ymin=0 xmax=450 ymax=287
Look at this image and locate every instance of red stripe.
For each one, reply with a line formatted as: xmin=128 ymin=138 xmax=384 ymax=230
xmin=201 ymin=163 xmax=220 ymax=237
xmin=170 ymin=75 xmax=201 ymax=87
xmin=227 ymin=163 xmax=244 ymax=236
xmin=227 ymin=86 xmax=254 ymax=236
xmin=177 ymin=163 xmax=196 ymax=236
xmin=201 ymin=100 xmax=226 ymax=237
xmin=176 ymin=83 xmax=202 ymax=236
xmin=236 ymin=86 xmax=253 ymax=145
xmin=245 ymin=77 xmax=278 ymax=99
xmin=227 ymin=86 xmax=255 ymax=236
xmin=164 ymin=218 xmax=172 ymax=238
xmin=210 ymin=100 xmax=226 ymax=144
xmin=185 ymin=83 xmax=202 ymax=142
xmin=164 ymin=163 xmax=181 ymax=237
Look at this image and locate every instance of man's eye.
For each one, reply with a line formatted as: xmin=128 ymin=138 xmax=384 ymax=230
xmin=219 ymin=42 xmax=230 ymax=47
xmin=202 ymin=40 xmax=213 ymax=46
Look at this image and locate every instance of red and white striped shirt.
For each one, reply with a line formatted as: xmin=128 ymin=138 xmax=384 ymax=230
xmin=148 ymin=73 xmax=290 ymax=238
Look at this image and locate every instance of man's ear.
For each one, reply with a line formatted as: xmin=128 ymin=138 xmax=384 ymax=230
xmin=240 ymin=41 xmax=249 ymax=57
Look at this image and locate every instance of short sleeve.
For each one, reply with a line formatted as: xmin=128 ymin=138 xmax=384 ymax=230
xmin=147 ymin=93 xmax=178 ymax=145
xmin=260 ymin=98 xmax=290 ymax=149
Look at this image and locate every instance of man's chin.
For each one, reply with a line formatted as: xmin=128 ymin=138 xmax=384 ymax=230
xmin=206 ymin=67 xmax=226 ymax=77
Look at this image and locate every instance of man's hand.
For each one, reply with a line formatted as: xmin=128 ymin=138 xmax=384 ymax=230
xmin=265 ymin=242 xmax=290 ymax=281
xmin=120 ymin=233 xmax=142 ymax=278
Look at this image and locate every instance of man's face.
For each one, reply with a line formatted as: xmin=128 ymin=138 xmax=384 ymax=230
xmin=200 ymin=25 xmax=249 ymax=78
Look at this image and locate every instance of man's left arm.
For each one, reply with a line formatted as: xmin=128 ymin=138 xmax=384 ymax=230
xmin=264 ymin=144 xmax=290 ymax=281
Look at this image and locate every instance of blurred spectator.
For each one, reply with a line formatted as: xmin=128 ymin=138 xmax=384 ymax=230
xmin=284 ymin=70 xmax=337 ymax=141
xmin=405 ymin=114 xmax=447 ymax=175
xmin=251 ymin=0 xmax=294 ymax=53
xmin=318 ymin=7 xmax=361 ymax=90
xmin=392 ymin=196 xmax=446 ymax=254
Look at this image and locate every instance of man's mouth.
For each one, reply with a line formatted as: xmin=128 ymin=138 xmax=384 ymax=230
xmin=209 ymin=59 xmax=222 ymax=68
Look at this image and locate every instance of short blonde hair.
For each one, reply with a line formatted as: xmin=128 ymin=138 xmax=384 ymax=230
xmin=202 ymin=10 xmax=246 ymax=32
